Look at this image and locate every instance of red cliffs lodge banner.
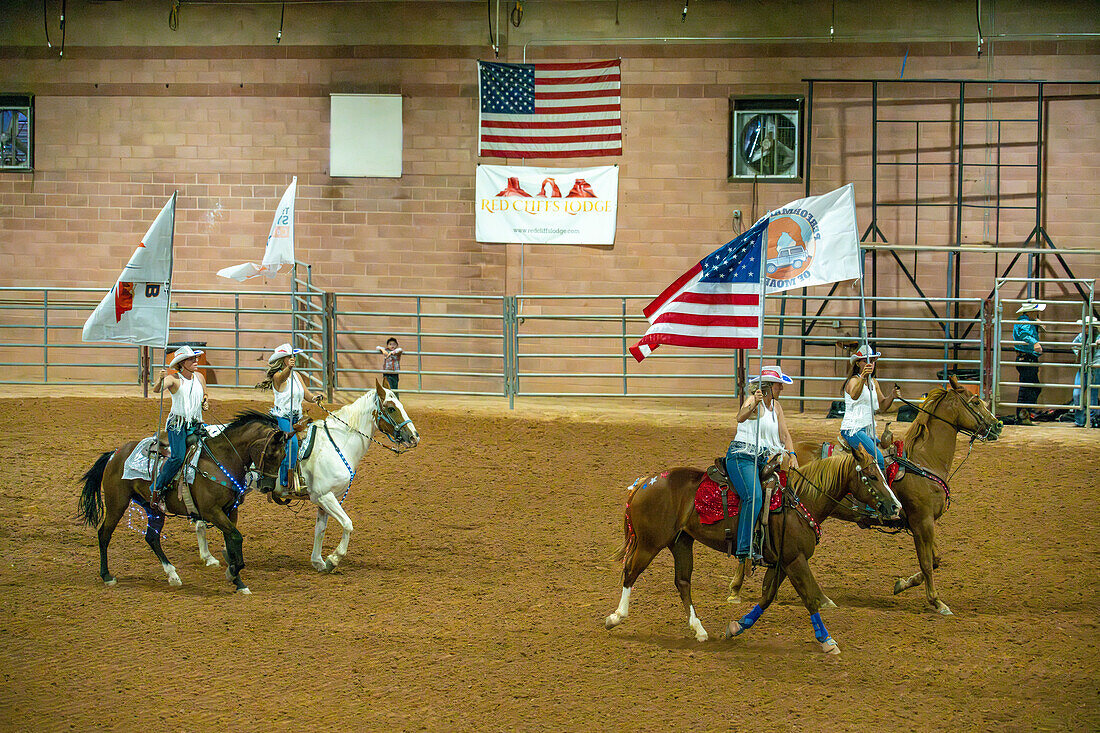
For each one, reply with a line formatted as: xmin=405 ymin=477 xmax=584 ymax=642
xmin=475 ymin=164 xmax=618 ymax=245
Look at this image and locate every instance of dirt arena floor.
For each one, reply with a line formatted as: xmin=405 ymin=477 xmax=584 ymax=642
xmin=0 ymin=390 xmax=1097 ymax=732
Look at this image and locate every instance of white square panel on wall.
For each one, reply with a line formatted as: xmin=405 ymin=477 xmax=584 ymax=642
xmin=329 ymin=93 xmax=403 ymax=178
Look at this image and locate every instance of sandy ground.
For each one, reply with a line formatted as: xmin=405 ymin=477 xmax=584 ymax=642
xmin=0 ymin=391 xmax=1097 ymax=732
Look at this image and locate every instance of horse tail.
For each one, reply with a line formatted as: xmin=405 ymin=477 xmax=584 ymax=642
xmin=611 ymin=479 xmax=643 ymax=563
xmin=77 ymin=451 xmax=113 ymax=527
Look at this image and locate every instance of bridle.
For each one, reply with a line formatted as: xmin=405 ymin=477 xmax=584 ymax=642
xmin=318 ymin=397 xmax=417 ymax=455
xmin=789 ymin=453 xmax=895 ymax=520
xmin=896 ymin=390 xmax=1002 ymax=442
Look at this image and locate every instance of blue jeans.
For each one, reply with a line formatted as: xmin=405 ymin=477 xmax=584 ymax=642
xmin=153 ymin=425 xmax=187 ymax=493
xmin=276 ymin=413 xmax=300 ymax=488
xmin=841 ymin=426 xmax=886 ymax=473
xmin=724 ymin=447 xmax=764 ymax=559
xmin=1073 ymin=370 xmax=1099 ymax=427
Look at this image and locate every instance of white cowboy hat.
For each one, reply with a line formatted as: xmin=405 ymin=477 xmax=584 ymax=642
xmin=1075 ymin=317 xmax=1097 ymax=326
xmin=268 ymin=342 xmax=304 ymax=364
xmin=1015 ymin=299 xmax=1047 ymax=314
xmin=169 ymin=345 xmax=204 ymax=367
xmin=849 ymin=344 xmax=882 ymax=362
xmin=748 ymin=365 xmax=794 ymax=385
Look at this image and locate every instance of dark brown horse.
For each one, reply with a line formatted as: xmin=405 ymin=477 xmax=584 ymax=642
xmin=605 ymin=446 xmax=900 ymax=654
xmin=794 ymin=375 xmax=1002 ymax=615
xmin=78 ymin=411 xmax=288 ymax=593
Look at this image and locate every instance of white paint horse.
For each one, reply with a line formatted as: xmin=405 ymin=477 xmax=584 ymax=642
xmin=196 ymin=380 xmax=419 ymax=572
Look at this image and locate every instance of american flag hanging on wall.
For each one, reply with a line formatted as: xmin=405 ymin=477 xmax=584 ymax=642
xmin=630 ymin=218 xmax=769 ymax=362
xmin=477 ymin=59 xmax=622 ymax=159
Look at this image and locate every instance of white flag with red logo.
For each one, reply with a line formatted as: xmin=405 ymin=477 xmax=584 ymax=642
xmin=763 ymin=183 xmax=861 ymax=293
xmin=217 ymin=177 xmax=297 ymax=281
xmin=82 ymin=193 xmax=176 ymax=347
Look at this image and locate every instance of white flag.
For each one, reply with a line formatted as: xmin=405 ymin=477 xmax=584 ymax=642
xmin=82 ymin=193 xmax=176 ymax=348
xmin=217 ymin=177 xmax=297 ymax=282
xmin=763 ymin=183 xmax=862 ymax=293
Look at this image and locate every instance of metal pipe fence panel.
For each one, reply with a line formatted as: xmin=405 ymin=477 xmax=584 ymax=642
xmin=329 ymin=293 xmax=508 ymax=396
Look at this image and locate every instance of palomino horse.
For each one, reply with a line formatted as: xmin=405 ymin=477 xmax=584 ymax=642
xmin=605 ymin=446 xmax=900 ymax=654
xmin=196 ymin=380 xmax=419 ymax=572
xmin=78 ymin=411 xmax=288 ymax=593
xmin=793 ymin=375 xmax=1002 ymax=615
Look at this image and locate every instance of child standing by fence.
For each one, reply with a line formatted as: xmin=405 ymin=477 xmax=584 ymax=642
xmin=377 ymin=337 xmax=403 ymax=394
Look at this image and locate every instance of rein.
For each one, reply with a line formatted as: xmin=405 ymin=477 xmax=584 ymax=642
xmin=316 ymin=400 xmax=415 ymax=455
xmin=896 ymin=393 xmax=998 ymax=442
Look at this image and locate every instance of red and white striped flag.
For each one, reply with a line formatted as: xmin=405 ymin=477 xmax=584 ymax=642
xmin=478 ymin=59 xmax=622 ymax=159
xmin=630 ymin=218 xmax=768 ymax=362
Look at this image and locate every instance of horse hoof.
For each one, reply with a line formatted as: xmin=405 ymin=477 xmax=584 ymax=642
xmin=311 ymin=559 xmax=327 ymax=572
xmin=724 ymin=621 xmax=744 ymax=639
xmin=695 ymin=631 xmax=709 ymax=642
xmin=937 ymin=604 xmax=954 ymax=616
xmin=323 ymin=558 xmax=337 ymax=573
xmin=168 ymin=575 xmax=182 ymax=587
xmin=726 ymin=594 xmax=742 ymax=605
xmin=604 ymin=614 xmax=622 ymax=630
xmin=821 ymin=638 xmax=840 ymax=655
xmin=893 ymin=579 xmax=906 ymax=595
xmin=103 ymin=577 xmax=116 ymax=587
xmin=204 ymin=557 xmax=221 ymax=567
xmin=237 ymin=587 xmax=252 ymax=595
xmin=820 ymin=597 xmax=837 ymax=610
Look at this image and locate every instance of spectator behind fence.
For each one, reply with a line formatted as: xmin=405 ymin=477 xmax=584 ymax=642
xmin=377 ymin=337 xmax=403 ymax=394
xmin=1072 ymin=317 xmax=1100 ymax=428
xmin=1012 ymin=299 xmax=1045 ymax=426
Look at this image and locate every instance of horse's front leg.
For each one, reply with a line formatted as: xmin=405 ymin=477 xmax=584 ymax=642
xmin=315 ymin=491 xmax=354 ymax=572
xmin=194 ymin=520 xmax=220 ymax=567
xmin=726 ymin=563 xmax=785 ymax=638
xmin=783 ymin=554 xmax=840 ymax=654
xmin=669 ymin=533 xmax=707 ymax=641
xmin=142 ymin=510 xmax=182 ymax=587
xmin=311 ymin=503 xmax=330 ymax=572
xmin=725 ymin=558 xmax=750 ymax=604
xmin=895 ymin=518 xmax=952 ymax=615
xmin=204 ymin=506 xmax=250 ymax=594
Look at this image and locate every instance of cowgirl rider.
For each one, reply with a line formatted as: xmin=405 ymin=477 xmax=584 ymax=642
xmin=151 ymin=345 xmax=208 ymax=511
xmin=256 ymin=343 xmax=324 ymax=495
xmin=839 ymin=344 xmax=900 ymax=474
xmin=725 ymin=365 xmax=799 ymax=563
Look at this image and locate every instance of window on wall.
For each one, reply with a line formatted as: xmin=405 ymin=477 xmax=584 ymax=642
xmin=728 ymin=96 xmax=802 ymax=182
xmin=0 ymin=95 xmax=33 ymax=171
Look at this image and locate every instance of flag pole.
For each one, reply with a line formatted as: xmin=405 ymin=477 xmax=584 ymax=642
xmin=153 ymin=191 xmax=177 ymax=491
xmin=751 ymin=221 xmax=769 ymax=561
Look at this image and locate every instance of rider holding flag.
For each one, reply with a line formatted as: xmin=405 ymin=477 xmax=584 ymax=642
xmin=150 ymin=345 xmax=208 ymax=512
xmin=839 ymin=344 xmax=901 ymax=474
xmin=256 ymin=343 xmax=324 ymax=496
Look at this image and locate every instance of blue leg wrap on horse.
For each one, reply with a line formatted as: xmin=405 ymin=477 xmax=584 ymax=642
xmin=740 ymin=604 xmax=764 ymax=630
xmin=810 ymin=612 xmax=829 ymax=642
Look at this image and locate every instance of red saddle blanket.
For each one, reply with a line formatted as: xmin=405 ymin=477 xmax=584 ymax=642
xmin=695 ymin=475 xmax=784 ymax=525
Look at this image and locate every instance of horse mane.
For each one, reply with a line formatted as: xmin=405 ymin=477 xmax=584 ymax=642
xmin=790 ymin=453 xmax=852 ymax=500
xmin=330 ymin=390 xmax=378 ymax=434
xmin=903 ymin=388 xmax=951 ymax=448
xmin=223 ymin=410 xmax=280 ymax=433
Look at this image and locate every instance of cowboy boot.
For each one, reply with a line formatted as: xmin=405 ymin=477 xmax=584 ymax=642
xmin=496 ymin=176 xmax=532 ymax=197
xmin=565 ymin=178 xmax=597 ymax=198
xmin=536 ymin=177 xmax=562 ymax=198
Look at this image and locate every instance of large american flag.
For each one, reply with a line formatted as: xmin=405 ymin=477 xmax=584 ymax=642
xmin=478 ymin=59 xmax=622 ymax=159
xmin=630 ymin=218 xmax=768 ymax=362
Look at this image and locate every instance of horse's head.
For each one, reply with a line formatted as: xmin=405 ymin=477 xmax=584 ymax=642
xmin=373 ymin=379 xmax=419 ymax=449
xmin=943 ymin=375 xmax=1003 ymax=441
xmin=221 ymin=412 xmax=289 ymax=490
xmin=248 ymin=427 xmax=289 ymax=484
xmin=850 ymin=445 xmax=902 ymax=520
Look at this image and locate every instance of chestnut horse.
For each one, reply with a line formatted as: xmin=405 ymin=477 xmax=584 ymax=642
xmin=793 ymin=375 xmax=1002 ymax=615
xmin=604 ymin=446 xmax=900 ymax=654
xmin=77 ymin=411 xmax=288 ymax=593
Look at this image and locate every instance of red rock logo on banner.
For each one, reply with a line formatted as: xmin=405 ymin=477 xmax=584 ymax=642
xmin=765 ymin=208 xmax=821 ymax=290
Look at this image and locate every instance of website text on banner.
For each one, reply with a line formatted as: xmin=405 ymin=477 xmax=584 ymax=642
xmin=630 ymin=217 xmax=768 ymax=362
xmin=217 ymin=177 xmax=297 ymax=282
xmin=475 ymin=164 xmax=618 ymax=245
xmin=763 ymin=183 xmax=861 ymax=293
xmin=82 ymin=193 xmax=177 ymax=348
xmin=477 ymin=59 xmax=622 ymax=159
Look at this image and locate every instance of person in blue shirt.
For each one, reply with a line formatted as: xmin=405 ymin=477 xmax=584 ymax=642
xmin=1012 ymin=299 xmax=1045 ymax=426
xmin=1071 ymin=317 xmax=1099 ymax=428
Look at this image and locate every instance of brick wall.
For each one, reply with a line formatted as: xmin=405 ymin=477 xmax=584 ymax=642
xmin=1 ymin=25 xmax=1096 ymax=404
